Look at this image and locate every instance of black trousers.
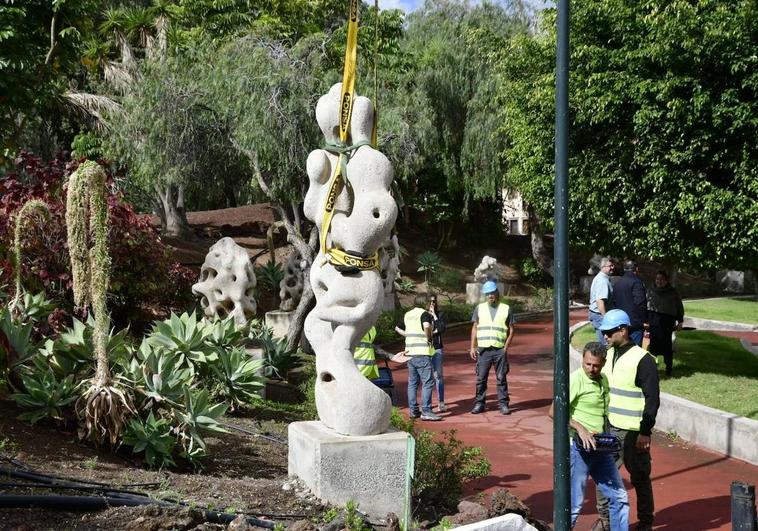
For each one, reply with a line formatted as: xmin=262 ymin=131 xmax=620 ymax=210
xmin=649 ymin=312 xmax=676 ymax=373
xmin=597 ymin=427 xmax=654 ymax=527
xmin=474 ymin=347 xmax=509 ymax=406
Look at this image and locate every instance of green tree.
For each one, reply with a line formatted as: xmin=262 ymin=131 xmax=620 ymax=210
xmin=498 ymin=0 xmax=758 ymax=273
xmin=382 ymin=0 xmax=529 ymax=247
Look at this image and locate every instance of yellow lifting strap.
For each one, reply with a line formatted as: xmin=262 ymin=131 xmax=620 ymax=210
xmin=318 ymin=0 xmax=380 ymax=272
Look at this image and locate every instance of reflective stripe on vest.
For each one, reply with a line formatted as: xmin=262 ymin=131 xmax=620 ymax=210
xmin=476 ymin=302 xmax=510 ymax=348
xmin=603 ymin=344 xmax=651 ymax=431
xmin=354 ymin=326 xmax=379 ymax=379
xmin=404 ymin=307 xmax=433 ymax=356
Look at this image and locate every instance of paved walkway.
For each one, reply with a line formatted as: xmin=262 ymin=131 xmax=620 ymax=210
xmin=387 ymin=310 xmax=757 ymax=530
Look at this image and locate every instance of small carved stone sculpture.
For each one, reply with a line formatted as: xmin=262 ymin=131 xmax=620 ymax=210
xmin=303 ymin=83 xmax=397 ymax=436
xmin=192 ymin=237 xmax=257 ymax=326
xmin=379 ymin=234 xmax=401 ymax=296
xmin=279 ymin=251 xmax=307 ymax=311
xmin=474 ymin=255 xmax=502 ymax=282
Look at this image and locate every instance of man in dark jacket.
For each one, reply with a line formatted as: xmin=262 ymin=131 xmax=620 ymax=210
xmin=612 ymin=260 xmax=648 ymax=346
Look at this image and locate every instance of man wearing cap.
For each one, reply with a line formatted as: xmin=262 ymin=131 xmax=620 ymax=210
xmin=594 ymin=309 xmax=659 ymax=531
xmin=469 ymin=281 xmax=515 ymax=415
xmin=395 ymin=295 xmax=442 ymax=421
xmin=589 ymin=256 xmax=615 ymax=346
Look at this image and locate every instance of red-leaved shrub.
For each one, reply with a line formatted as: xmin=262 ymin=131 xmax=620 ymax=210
xmin=0 ymin=151 xmax=196 ymax=325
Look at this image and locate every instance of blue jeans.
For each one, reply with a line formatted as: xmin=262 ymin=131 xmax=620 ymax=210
xmin=431 ymin=349 xmax=445 ymax=404
xmin=407 ymin=355 xmax=435 ymax=414
xmin=571 ymin=441 xmax=629 ymax=530
xmin=588 ymin=311 xmax=607 ymax=347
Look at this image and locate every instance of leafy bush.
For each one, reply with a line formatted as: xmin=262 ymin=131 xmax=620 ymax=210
xmin=390 ymin=409 xmax=491 ymax=512
xmin=375 ymin=308 xmax=406 ymax=345
xmin=433 ymin=267 xmax=465 ymax=292
xmin=0 ymin=150 xmax=195 ymax=324
xmin=530 ymin=287 xmax=554 ymax=311
xmin=519 ymin=257 xmax=548 ymax=285
xmin=123 ymin=411 xmax=177 ymax=468
xmin=255 ymin=260 xmax=284 ymax=297
xmin=396 ymin=277 xmax=416 ymax=294
xmin=416 ymin=251 xmax=442 ymax=285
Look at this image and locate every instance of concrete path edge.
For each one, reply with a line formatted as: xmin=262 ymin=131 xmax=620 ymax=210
xmin=568 ymin=321 xmax=758 ymax=465
xmin=683 ymin=315 xmax=758 ymax=332
xmin=452 ymin=513 xmax=538 ymax=531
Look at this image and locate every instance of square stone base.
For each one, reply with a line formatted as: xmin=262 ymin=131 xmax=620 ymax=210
xmin=288 ymin=421 xmax=411 ymax=518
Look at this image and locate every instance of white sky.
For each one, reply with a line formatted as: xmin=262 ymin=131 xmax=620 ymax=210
xmin=376 ymin=0 xmax=554 ymax=13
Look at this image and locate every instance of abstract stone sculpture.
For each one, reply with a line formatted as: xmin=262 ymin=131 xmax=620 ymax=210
xmin=192 ymin=237 xmax=257 ymax=326
xmin=379 ymin=234 xmax=401 ymax=296
xmin=474 ymin=255 xmax=502 ymax=282
xmin=303 ymin=83 xmax=397 ymax=436
xmin=279 ymin=251 xmax=307 ymax=311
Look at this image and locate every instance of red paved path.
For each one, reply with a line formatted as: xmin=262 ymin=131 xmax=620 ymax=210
xmin=387 ymin=310 xmax=757 ymax=530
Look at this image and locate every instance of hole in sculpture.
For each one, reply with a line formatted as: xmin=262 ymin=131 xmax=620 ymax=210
xmin=200 ymin=296 xmax=209 ymax=308
xmin=221 ymin=299 xmax=235 ymax=312
xmin=320 ymin=372 xmax=334 ymax=383
xmin=214 ymin=289 xmax=223 ymax=297
xmin=372 ymin=209 xmax=380 ymax=219
xmin=231 ymin=274 xmax=237 ymax=282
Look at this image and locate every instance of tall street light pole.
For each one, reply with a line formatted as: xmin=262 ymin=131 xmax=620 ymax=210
xmin=553 ymin=0 xmax=571 ymax=529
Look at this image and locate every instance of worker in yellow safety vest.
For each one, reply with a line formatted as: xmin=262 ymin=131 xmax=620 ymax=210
xmin=395 ymin=295 xmax=442 ymax=421
xmin=593 ymin=309 xmax=659 ymax=531
xmin=469 ymin=280 xmax=515 ymax=415
xmin=353 ymin=325 xmax=403 ymax=379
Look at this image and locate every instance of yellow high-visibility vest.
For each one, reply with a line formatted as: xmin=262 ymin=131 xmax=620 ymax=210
xmin=404 ymin=307 xmax=433 ymax=356
xmin=354 ymin=326 xmax=379 ymax=379
xmin=476 ymin=302 xmax=510 ymax=349
xmin=603 ymin=344 xmax=652 ymax=431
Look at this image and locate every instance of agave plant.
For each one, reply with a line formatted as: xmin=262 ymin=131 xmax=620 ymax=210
xmin=172 ymin=388 xmax=228 ymax=465
xmin=11 ymin=369 xmax=79 ymax=424
xmin=147 ymin=312 xmax=216 ymax=364
xmin=123 ymin=411 xmax=176 ymax=468
xmin=254 ymin=260 xmax=284 ymax=296
xmin=201 ymin=316 xmax=247 ymax=349
xmin=11 ymin=291 xmax=56 ymax=323
xmin=140 ymin=347 xmax=194 ymax=408
xmin=210 ymin=346 xmax=265 ymax=409
xmin=260 ymin=333 xmax=302 ymax=379
xmin=0 ymin=306 xmax=37 ymax=380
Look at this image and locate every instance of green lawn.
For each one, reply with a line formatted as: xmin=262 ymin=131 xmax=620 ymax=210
xmin=684 ymin=297 xmax=758 ymax=325
xmin=570 ymin=324 xmax=758 ymax=419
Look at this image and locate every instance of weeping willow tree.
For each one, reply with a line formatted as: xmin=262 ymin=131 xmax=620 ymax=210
xmin=66 ymin=161 xmax=132 ymax=444
xmin=11 ymin=199 xmax=50 ymax=305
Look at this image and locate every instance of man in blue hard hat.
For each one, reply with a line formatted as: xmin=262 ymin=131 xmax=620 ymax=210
xmin=593 ymin=309 xmax=659 ymax=531
xmin=469 ymin=280 xmax=515 ymax=415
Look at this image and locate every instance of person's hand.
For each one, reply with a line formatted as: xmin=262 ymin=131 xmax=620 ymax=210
xmin=391 ymin=351 xmax=410 ymax=364
xmin=469 ymin=347 xmax=477 ymax=360
xmin=636 ymin=434 xmax=651 ymax=452
xmin=576 ymin=425 xmax=596 ymax=451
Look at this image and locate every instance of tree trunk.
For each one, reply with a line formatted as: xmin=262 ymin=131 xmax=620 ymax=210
xmin=527 ymin=205 xmax=554 ymax=277
xmin=154 ymin=184 xmax=195 ymax=239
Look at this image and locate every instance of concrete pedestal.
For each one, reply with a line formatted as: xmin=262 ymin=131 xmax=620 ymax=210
xmin=466 ymin=282 xmax=505 ymax=304
xmin=288 ymin=421 xmax=411 ymax=518
xmin=265 ymin=310 xmax=293 ymax=339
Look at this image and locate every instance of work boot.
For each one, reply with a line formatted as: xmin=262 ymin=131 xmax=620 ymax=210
xmin=590 ymin=518 xmax=609 ymax=531
xmin=470 ymin=403 xmax=485 ymax=414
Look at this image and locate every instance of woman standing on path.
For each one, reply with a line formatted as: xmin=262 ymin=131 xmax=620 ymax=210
xmin=647 ymin=270 xmax=684 ymax=377
xmin=428 ymin=294 xmax=447 ymax=412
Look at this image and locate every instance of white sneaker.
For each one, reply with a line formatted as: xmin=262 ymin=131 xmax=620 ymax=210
xmin=437 ymin=403 xmax=447 ymax=413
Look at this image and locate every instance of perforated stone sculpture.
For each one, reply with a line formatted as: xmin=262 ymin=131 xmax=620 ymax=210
xmin=474 ymin=255 xmax=502 ymax=282
xmin=192 ymin=237 xmax=257 ymax=325
xmin=303 ymin=83 xmax=397 ymax=436
xmin=379 ymin=234 xmax=401 ymax=296
xmin=279 ymin=252 xmax=307 ymax=311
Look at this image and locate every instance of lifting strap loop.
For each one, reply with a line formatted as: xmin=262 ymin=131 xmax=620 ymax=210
xmin=317 ymin=0 xmax=380 ymax=272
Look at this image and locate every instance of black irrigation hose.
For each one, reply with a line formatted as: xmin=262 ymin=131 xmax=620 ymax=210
xmin=221 ymin=422 xmax=288 ymax=445
xmin=0 ymin=467 xmax=150 ymax=499
xmin=0 ymin=494 xmax=278 ymax=528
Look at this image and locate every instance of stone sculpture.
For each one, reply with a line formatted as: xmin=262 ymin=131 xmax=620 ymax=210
xmin=303 ymin=83 xmax=397 ymax=436
xmin=279 ymin=252 xmax=307 ymax=311
xmin=192 ymin=237 xmax=257 ymax=326
xmin=474 ymin=255 xmax=502 ymax=282
xmin=379 ymin=234 xmax=401 ymax=296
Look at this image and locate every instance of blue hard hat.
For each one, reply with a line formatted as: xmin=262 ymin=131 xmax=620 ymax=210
xmin=482 ymin=280 xmax=498 ymax=294
xmin=599 ymin=309 xmax=631 ymax=331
